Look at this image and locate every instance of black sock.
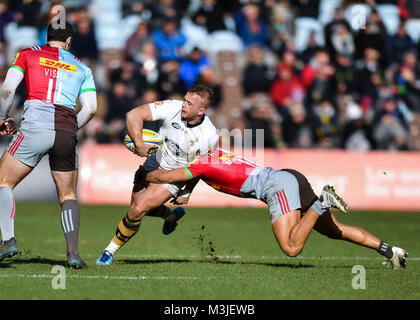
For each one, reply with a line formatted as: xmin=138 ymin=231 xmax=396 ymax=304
xmin=60 ymin=200 xmax=81 ymax=256
xmin=377 ymin=240 xmax=393 ymax=259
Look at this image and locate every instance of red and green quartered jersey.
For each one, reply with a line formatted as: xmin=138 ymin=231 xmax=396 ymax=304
xmin=10 ymin=45 xmax=95 ymax=132
xmin=185 ymin=149 xmax=261 ymax=197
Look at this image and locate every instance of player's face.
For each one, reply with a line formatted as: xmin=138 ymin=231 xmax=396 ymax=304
xmin=181 ymin=93 xmax=206 ymax=122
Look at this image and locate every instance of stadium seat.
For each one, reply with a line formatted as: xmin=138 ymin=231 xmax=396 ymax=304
xmin=405 ymin=19 xmax=420 ymax=42
xmin=4 ymin=22 xmax=38 ymax=63
xmin=318 ymin=0 xmax=344 ymax=25
xmin=93 ymin=0 xmax=120 ymax=11
xmin=120 ymin=15 xmax=143 ymax=45
xmin=93 ymin=0 xmax=123 ymax=50
xmin=206 ymin=31 xmax=244 ymax=55
xmin=377 ymin=4 xmax=400 ymax=35
xmin=180 ymin=17 xmax=210 ymax=54
xmin=294 ymin=17 xmax=325 ymax=52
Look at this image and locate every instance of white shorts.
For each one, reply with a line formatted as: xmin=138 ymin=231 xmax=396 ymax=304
xmin=142 ymin=153 xmax=186 ymax=197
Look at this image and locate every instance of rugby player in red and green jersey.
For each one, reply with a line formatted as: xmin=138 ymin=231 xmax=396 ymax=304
xmin=145 ymin=148 xmax=408 ymax=269
xmin=0 ymin=21 xmax=97 ymax=268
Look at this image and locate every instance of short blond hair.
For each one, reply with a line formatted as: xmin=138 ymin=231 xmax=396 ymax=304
xmin=187 ymin=85 xmax=213 ymax=109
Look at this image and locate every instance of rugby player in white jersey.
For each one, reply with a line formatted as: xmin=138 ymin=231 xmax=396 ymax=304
xmin=96 ymin=85 xmax=218 ymax=265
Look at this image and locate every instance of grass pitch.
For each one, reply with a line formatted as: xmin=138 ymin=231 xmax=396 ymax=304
xmin=0 ymin=202 xmax=419 ymax=300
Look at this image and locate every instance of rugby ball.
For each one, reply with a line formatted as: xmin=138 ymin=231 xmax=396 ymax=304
xmin=124 ymin=129 xmax=163 ymax=154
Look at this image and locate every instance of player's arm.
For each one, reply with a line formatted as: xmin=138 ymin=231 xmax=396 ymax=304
xmin=126 ymin=104 xmax=156 ymax=157
xmin=77 ymin=91 xmax=97 ymax=129
xmin=0 ymin=67 xmax=24 ymax=135
xmin=145 ymin=167 xmax=193 ymax=184
xmin=77 ymin=67 xmax=97 ymax=129
xmin=172 ymin=177 xmax=200 ymax=205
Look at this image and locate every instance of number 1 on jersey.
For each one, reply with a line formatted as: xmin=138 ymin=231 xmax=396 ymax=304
xmin=47 ymin=79 xmax=63 ymax=103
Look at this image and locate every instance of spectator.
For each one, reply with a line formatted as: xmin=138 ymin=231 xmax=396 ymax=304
xmin=305 ymin=54 xmax=336 ymax=109
xmin=71 ymin=16 xmax=99 ymax=62
xmin=324 ymin=8 xmax=351 ymax=55
xmin=267 ymin=1 xmax=294 ymax=53
xmin=282 ymin=101 xmax=315 ymax=148
xmin=140 ymin=88 xmax=162 ymax=132
xmin=122 ymin=1 xmax=153 ymax=20
xmin=105 ymin=81 xmax=135 ymax=125
xmin=195 ymin=66 xmax=222 ymax=108
xmin=157 ymin=60 xmax=186 ymax=99
xmin=276 ymin=49 xmax=302 ymax=77
xmin=149 ymin=0 xmax=187 ymax=29
xmin=299 ymin=31 xmax=323 ymax=64
xmin=124 ymin=21 xmax=151 ymax=63
xmin=11 ymin=0 xmax=41 ymax=28
xmin=341 ymin=100 xmax=373 ymax=151
xmin=152 ymin=17 xmax=187 ymax=61
xmin=244 ymin=94 xmax=281 ymax=148
xmin=179 ymin=47 xmax=212 ymax=89
xmin=270 ymin=64 xmax=305 ymax=117
xmin=372 ymin=96 xmax=410 ymax=150
xmin=354 ymin=47 xmax=384 ymax=110
xmin=122 ymin=41 xmax=160 ymax=95
xmin=328 ymin=24 xmax=355 ymax=59
xmin=312 ymin=101 xmax=340 ymax=149
xmin=386 ymin=23 xmax=415 ymax=66
xmin=234 ymin=4 xmax=268 ymax=48
xmin=192 ymin=0 xmax=226 ymax=34
xmin=332 ymin=53 xmax=357 ymax=96
xmin=395 ymin=52 xmax=420 ymax=113
xmin=300 ymin=50 xmax=331 ymax=89
xmin=0 ymin=2 xmax=14 ymax=44
xmin=292 ymin=0 xmax=320 ymax=19
xmin=242 ymin=44 xmax=276 ymax=96
xmin=354 ymin=10 xmax=387 ymax=64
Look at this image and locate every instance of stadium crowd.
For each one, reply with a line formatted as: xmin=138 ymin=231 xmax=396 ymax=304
xmin=1 ymin=0 xmax=420 ymax=151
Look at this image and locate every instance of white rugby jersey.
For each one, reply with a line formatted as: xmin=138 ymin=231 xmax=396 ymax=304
xmin=149 ymin=99 xmax=218 ymax=170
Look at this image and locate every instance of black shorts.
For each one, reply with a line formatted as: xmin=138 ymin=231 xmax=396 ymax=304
xmin=49 ymin=130 xmax=78 ymax=172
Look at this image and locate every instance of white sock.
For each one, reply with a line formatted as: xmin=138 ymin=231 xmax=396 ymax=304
xmin=105 ymin=240 xmax=121 ymax=256
xmin=0 ymin=187 xmax=15 ymax=241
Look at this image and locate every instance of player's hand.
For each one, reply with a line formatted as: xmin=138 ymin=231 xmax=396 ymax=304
xmin=0 ymin=118 xmax=17 ymax=135
xmin=134 ymin=143 xmax=157 ymax=157
xmin=170 ymin=196 xmax=190 ymax=205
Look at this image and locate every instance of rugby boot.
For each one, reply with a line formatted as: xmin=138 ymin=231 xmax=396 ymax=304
xmin=96 ymin=249 xmax=114 ymax=266
xmin=320 ymin=185 xmax=350 ymax=213
xmin=0 ymin=237 xmax=18 ymax=260
xmin=384 ymin=247 xmax=408 ymax=270
xmin=162 ymin=207 xmax=185 ymax=235
xmin=67 ymin=252 xmax=88 ymax=269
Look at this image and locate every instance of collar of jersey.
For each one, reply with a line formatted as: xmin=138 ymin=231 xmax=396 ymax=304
xmin=183 ymin=114 xmax=206 ymax=128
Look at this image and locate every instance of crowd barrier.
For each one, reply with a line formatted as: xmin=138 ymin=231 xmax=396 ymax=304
xmin=78 ymin=144 xmax=420 ymax=211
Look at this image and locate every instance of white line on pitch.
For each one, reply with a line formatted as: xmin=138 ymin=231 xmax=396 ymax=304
xmin=0 ymin=274 xmax=206 ymax=281
xmin=50 ymin=253 xmax=420 ymax=261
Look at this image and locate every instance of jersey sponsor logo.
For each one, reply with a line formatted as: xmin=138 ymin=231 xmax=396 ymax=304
xmin=165 ymin=138 xmax=182 ymax=156
xmin=39 ymin=57 xmax=77 ymax=72
xmin=171 ymin=122 xmax=181 ymax=130
xmin=155 ymin=101 xmax=164 ymax=106
xmin=219 ymin=153 xmax=235 ymax=162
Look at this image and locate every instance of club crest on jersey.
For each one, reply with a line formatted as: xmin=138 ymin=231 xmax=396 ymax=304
xmin=39 ymin=57 xmax=77 ymax=72
xmin=171 ymin=122 xmax=181 ymax=130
